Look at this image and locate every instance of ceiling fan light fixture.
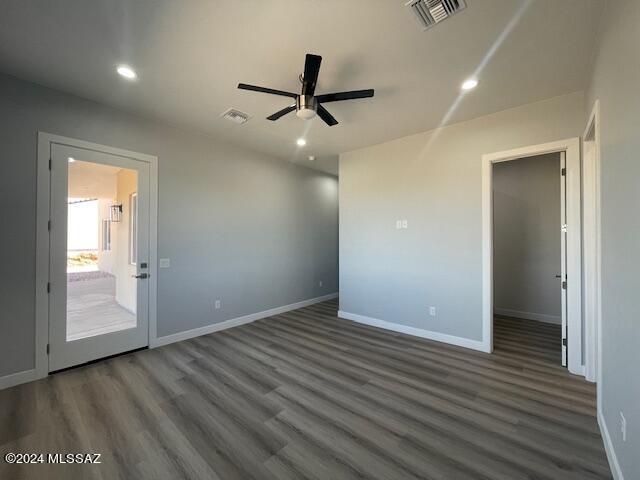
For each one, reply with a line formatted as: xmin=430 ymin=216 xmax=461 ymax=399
xmin=296 ymin=108 xmax=317 ymax=120
xmin=296 ymin=95 xmax=318 ymax=120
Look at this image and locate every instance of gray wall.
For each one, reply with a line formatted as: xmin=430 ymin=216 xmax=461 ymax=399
xmin=586 ymin=0 xmax=640 ymax=476
xmin=339 ymin=92 xmax=584 ymax=341
xmin=493 ymin=153 xmax=561 ymax=324
xmin=0 ymin=73 xmax=338 ymax=377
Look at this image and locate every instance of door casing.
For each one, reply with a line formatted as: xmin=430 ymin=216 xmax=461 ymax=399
xmin=481 ymin=138 xmax=583 ymax=376
xmin=583 ymin=100 xmax=601 ymax=386
xmin=36 ymin=133 xmax=158 ymax=377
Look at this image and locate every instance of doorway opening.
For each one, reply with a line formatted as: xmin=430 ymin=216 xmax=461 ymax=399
xmin=482 ymin=138 xmax=583 ymax=375
xmin=492 ymin=153 xmax=564 ymax=365
xmin=67 ymin=160 xmax=138 ymax=341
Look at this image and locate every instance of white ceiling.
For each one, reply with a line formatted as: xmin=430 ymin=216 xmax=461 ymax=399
xmin=0 ymin=0 xmax=603 ymax=175
xmin=69 ymin=160 xmax=121 ymax=199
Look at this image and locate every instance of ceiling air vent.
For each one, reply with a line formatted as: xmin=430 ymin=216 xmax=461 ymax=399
xmin=406 ymin=0 xmax=467 ymax=31
xmin=221 ymin=108 xmax=251 ymax=125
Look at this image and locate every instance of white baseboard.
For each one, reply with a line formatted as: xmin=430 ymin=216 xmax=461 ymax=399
xmin=337 ymin=310 xmax=489 ymax=353
xmin=151 ymin=293 xmax=338 ymax=348
xmin=598 ymin=410 xmax=624 ymax=480
xmin=571 ymin=364 xmax=585 ymax=377
xmin=0 ymin=368 xmax=39 ymax=390
xmin=494 ymin=307 xmax=561 ymax=325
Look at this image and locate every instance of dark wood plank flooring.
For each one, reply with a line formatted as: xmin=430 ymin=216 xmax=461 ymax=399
xmin=0 ymin=300 xmax=611 ymax=479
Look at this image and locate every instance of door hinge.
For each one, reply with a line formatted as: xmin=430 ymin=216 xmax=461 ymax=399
xmin=49 ymin=158 xmax=52 ymax=170
xmin=46 ymin=343 xmax=50 ymax=355
xmin=562 ymin=280 xmax=567 ymax=290
xmin=48 ymin=220 xmax=51 ymax=231
xmin=562 ymin=338 xmax=567 ymax=347
xmin=561 ymin=168 xmax=566 ymax=176
xmin=47 ymin=282 xmax=51 ymax=293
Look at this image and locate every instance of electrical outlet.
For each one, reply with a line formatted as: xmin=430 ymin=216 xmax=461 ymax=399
xmin=620 ymin=412 xmax=627 ymax=442
xmin=214 ymin=300 xmax=221 ymax=310
xmin=429 ymin=306 xmax=436 ymax=317
xmin=402 ymin=219 xmax=408 ymax=229
xmin=159 ymin=258 xmax=170 ymax=268
xmin=319 ymin=280 xmax=323 ymax=287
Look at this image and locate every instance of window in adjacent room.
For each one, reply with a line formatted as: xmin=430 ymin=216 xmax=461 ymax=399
xmin=129 ymin=192 xmax=138 ymax=265
xmin=102 ymin=219 xmax=111 ymax=251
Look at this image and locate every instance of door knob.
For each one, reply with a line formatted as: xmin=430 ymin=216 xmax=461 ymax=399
xmin=132 ymin=273 xmax=149 ymax=279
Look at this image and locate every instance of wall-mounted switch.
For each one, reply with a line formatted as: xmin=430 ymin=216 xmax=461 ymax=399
xmin=429 ymin=306 xmax=437 ymax=317
xmin=396 ymin=220 xmax=402 ymax=229
xmin=214 ymin=300 xmax=221 ymax=310
xmin=402 ymin=220 xmax=408 ymax=229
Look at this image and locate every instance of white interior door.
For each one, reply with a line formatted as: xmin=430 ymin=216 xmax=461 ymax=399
xmin=49 ymin=143 xmax=150 ymax=371
xmin=560 ymin=151 xmax=568 ymax=367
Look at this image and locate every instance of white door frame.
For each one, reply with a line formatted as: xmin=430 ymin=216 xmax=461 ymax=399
xmin=481 ymin=138 xmax=583 ymax=375
xmin=582 ymin=100 xmax=601 ymax=385
xmin=35 ymin=132 xmax=158 ymax=377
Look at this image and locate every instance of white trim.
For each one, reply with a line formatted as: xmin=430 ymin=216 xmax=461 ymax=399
xmin=35 ymin=134 xmax=52 ymax=380
xmin=0 ymin=369 xmax=39 ymax=390
xmin=583 ymin=100 xmax=601 ymax=384
xmin=337 ymin=311 xmax=488 ymax=353
xmin=494 ymin=308 xmax=561 ymax=325
xmin=148 ymin=155 xmax=159 ymax=344
xmin=598 ymin=411 xmax=624 ymax=480
xmin=36 ymin=132 xmax=158 ymax=377
xmin=151 ymin=293 xmax=339 ymax=348
xmin=482 ymin=138 xmax=583 ymax=375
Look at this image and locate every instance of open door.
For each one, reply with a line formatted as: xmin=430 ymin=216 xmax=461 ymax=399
xmin=560 ymin=151 xmax=568 ymax=367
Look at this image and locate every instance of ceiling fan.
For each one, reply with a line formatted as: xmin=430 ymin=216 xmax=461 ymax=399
xmin=238 ymin=53 xmax=374 ymax=126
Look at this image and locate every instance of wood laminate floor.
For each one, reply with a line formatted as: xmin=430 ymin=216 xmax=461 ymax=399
xmin=0 ymin=300 xmax=611 ymax=479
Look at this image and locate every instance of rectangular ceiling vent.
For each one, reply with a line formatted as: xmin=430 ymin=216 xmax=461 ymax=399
xmin=221 ymin=108 xmax=251 ymax=125
xmin=406 ymin=0 xmax=466 ymax=31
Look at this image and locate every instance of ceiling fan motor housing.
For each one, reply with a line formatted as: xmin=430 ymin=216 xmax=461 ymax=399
xmin=296 ymin=95 xmax=317 ymax=120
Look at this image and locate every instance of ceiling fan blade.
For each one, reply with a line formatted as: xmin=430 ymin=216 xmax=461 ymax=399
xmin=317 ymin=104 xmax=338 ymax=126
xmin=267 ymin=105 xmax=296 ymax=121
xmin=302 ymin=54 xmax=322 ymax=96
xmin=238 ymin=83 xmax=298 ymax=98
xmin=316 ymin=89 xmax=374 ymax=103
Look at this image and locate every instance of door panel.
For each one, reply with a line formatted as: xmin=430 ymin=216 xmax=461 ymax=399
xmin=560 ymin=151 xmax=568 ymax=367
xmin=49 ymin=143 xmax=150 ymax=371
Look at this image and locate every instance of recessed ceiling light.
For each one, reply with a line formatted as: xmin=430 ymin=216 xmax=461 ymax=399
xmin=308 ymin=155 xmax=315 ymax=161
xmin=68 ymin=157 xmax=75 ymax=163
xmin=117 ymin=65 xmax=137 ymax=80
xmin=461 ymin=79 xmax=478 ymax=91
xmin=296 ymin=138 xmax=307 ymax=147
